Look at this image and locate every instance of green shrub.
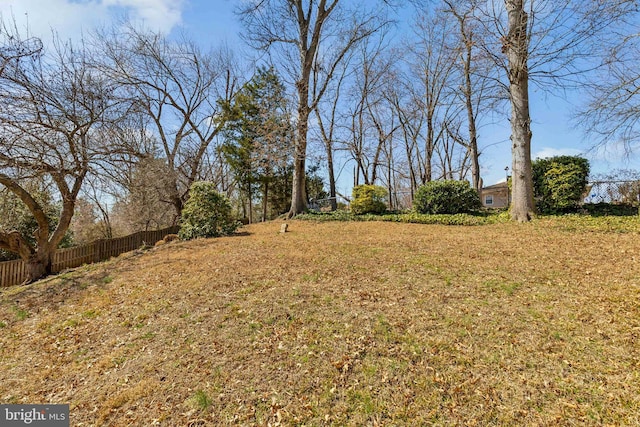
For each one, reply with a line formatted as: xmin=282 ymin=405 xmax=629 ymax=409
xmin=296 ymin=209 xmax=509 ymax=225
xmin=179 ymin=182 xmax=239 ymax=240
xmin=350 ymin=185 xmax=388 ymax=215
xmin=414 ymin=180 xmax=482 ymax=215
xmin=533 ymin=156 xmax=590 ymax=214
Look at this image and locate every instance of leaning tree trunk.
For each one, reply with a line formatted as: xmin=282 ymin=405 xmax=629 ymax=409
xmin=0 ymin=231 xmax=49 ymax=284
xmin=504 ymin=0 xmax=535 ymax=222
xmin=326 ymin=143 xmax=338 ymax=211
xmin=27 ymin=197 xmax=76 ymax=283
xmin=2 ymin=231 xmax=54 ymax=284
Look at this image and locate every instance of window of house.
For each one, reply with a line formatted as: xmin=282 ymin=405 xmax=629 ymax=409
xmin=485 ymin=195 xmax=493 ymax=205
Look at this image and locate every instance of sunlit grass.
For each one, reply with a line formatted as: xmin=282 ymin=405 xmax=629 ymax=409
xmin=1 ymin=219 xmax=639 ymax=425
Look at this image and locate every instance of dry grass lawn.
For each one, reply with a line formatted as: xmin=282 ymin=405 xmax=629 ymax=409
xmin=1 ymin=220 xmax=640 ymax=426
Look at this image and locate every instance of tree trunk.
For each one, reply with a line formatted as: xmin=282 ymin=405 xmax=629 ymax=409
xmin=288 ymin=108 xmax=309 ymax=218
xmin=262 ymin=180 xmax=269 ymax=222
xmin=326 ymin=142 xmax=338 ymax=211
xmin=424 ymin=111 xmax=434 ymax=183
xmin=248 ymin=179 xmax=253 ymax=224
xmin=505 ymin=0 xmax=535 ymax=222
xmin=28 ymin=197 xmax=75 ymax=283
xmin=170 ymin=192 xmax=184 ymax=221
xmin=446 ymin=0 xmax=481 ymax=192
xmin=25 ymin=249 xmax=52 ymax=284
xmin=241 ymin=194 xmax=247 ymax=220
xmin=371 ymin=132 xmax=387 ymax=185
xmin=401 ymin=125 xmax=418 ymax=197
xmin=0 ymin=230 xmax=45 ymax=284
xmin=387 ymin=148 xmax=394 ymax=210
xmin=463 ymin=36 xmax=481 ymax=193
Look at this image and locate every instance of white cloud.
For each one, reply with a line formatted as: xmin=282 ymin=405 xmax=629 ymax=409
xmin=533 ymin=147 xmax=584 ymax=160
xmin=0 ymin=0 xmax=184 ymax=43
xmin=532 ymin=144 xmax=640 ymax=176
xmin=103 ymin=0 xmax=185 ymax=30
xmin=587 ymin=140 xmax=640 ymax=163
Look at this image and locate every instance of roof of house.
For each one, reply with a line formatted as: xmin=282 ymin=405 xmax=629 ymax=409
xmin=482 ymin=181 xmax=508 ymax=191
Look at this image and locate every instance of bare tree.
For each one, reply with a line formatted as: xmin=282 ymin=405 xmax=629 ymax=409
xmin=501 ymin=0 xmax=534 ymax=221
xmin=576 ymin=17 xmax=640 ymax=152
xmin=389 ymin=77 xmax=425 ymax=198
xmin=407 ymin=7 xmax=459 ymax=185
xmin=475 ymin=0 xmax=637 ymax=221
xmin=313 ymin=49 xmax=354 ymax=211
xmin=238 ymin=0 xmax=389 ymax=217
xmin=0 ymin=19 xmax=42 ymax=75
xmin=344 ymin=34 xmax=400 ymax=187
xmin=0 ymin=35 xmax=127 ymax=282
xmin=440 ymin=117 xmax=473 ymax=180
xmin=95 ymin=24 xmax=240 ymax=218
xmin=111 ymin=157 xmax=178 ymax=233
xmin=443 ymin=0 xmax=499 ymax=192
xmin=69 ymin=198 xmax=105 ymax=245
xmin=74 ymin=108 xmax=169 ymax=239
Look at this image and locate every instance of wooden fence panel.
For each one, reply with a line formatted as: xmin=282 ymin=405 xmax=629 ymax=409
xmin=52 ymin=244 xmax=95 ymax=273
xmin=0 ymin=226 xmax=180 ymax=287
xmin=0 ymin=259 xmax=28 ymax=288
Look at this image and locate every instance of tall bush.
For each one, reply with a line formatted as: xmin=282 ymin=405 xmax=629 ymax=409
xmin=179 ymin=182 xmax=239 ymax=240
xmin=414 ymin=180 xmax=481 ymax=215
xmin=533 ymin=156 xmax=589 ymax=213
xmin=350 ymin=185 xmax=387 ymax=215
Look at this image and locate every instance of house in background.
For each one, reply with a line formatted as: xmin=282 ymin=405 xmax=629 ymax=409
xmin=481 ymin=181 xmax=509 ymax=208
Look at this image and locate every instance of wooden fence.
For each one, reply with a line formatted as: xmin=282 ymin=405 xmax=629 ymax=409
xmin=0 ymin=226 xmax=180 ymax=288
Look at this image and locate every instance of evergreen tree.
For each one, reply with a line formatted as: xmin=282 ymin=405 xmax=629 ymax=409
xmin=219 ymin=67 xmax=293 ymax=222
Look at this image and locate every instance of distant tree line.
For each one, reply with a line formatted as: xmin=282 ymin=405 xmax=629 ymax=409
xmin=1 ymin=0 xmax=639 ymax=282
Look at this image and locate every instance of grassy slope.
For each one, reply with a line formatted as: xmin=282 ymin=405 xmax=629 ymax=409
xmin=1 ymin=220 xmax=640 ymax=426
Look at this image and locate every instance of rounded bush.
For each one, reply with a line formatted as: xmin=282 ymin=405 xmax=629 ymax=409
xmin=533 ymin=156 xmax=590 ymax=214
xmin=350 ymin=185 xmax=387 ymax=215
xmin=414 ymin=180 xmax=482 ymax=215
xmin=179 ymin=182 xmax=239 ymax=240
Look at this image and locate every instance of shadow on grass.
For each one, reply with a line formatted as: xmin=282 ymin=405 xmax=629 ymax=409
xmin=580 ymin=203 xmax=639 ymax=217
xmin=0 ymin=265 xmax=114 ymax=318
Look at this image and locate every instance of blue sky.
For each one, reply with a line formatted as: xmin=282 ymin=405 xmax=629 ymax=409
xmin=1 ymin=0 xmax=638 ymax=190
